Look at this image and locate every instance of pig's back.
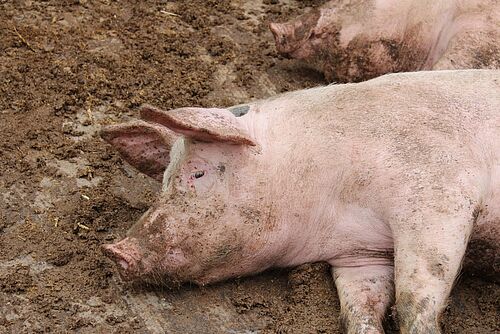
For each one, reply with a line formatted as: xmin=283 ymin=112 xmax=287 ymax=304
xmin=256 ymin=69 xmax=499 ymax=204
xmin=310 ymin=69 xmax=498 ymax=130
xmin=264 ymin=69 xmax=499 ymax=155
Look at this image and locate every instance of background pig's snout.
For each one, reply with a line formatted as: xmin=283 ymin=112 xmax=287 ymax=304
xmin=269 ymin=23 xmax=289 ymax=51
xmin=269 ymin=23 xmax=301 ymax=58
xmin=102 ymin=240 xmax=139 ymax=279
xmin=269 ymin=23 xmax=284 ymax=43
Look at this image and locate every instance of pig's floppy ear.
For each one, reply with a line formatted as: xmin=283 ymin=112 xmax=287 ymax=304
xmin=139 ymin=104 xmax=256 ymax=146
xmin=100 ymin=120 xmax=178 ymax=182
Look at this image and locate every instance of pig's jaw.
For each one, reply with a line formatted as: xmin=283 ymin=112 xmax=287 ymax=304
xmin=189 ymin=232 xmax=285 ymax=286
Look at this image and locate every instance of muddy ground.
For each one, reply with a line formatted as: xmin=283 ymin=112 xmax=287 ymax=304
xmin=0 ymin=1 xmax=498 ymax=333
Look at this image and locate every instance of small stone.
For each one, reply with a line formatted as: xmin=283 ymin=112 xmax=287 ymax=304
xmin=87 ymin=296 xmax=103 ymax=307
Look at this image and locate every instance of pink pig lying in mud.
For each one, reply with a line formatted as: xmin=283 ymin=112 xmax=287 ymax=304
xmin=270 ymin=0 xmax=500 ymax=82
xmin=101 ymin=70 xmax=499 ymax=334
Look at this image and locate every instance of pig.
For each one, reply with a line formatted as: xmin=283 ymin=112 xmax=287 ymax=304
xmin=269 ymin=0 xmax=500 ymax=82
xmin=101 ymin=70 xmax=499 ymax=334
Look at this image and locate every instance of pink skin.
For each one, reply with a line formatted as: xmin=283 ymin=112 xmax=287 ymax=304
xmin=100 ymin=120 xmax=178 ymax=181
xmin=270 ymin=0 xmax=499 ymax=82
xmin=101 ymin=70 xmax=499 ymax=333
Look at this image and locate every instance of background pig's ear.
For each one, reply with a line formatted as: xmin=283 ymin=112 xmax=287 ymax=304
xmin=100 ymin=120 xmax=178 ymax=182
xmin=140 ymin=104 xmax=256 ymax=146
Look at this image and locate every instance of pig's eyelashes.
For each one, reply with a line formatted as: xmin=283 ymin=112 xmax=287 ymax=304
xmin=194 ymin=170 xmax=205 ymax=179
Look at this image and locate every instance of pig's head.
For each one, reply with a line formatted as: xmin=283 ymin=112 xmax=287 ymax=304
xmin=270 ymin=7 xmax=338 ymax=60
xmin=101 ymin=105 xmax=278 ymax=286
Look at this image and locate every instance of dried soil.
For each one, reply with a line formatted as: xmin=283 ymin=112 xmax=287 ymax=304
xmin=0 ymin=1 xmax=498 ymax=333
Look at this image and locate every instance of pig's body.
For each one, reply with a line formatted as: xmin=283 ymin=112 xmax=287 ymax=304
xmin=270 ymin=0 xmax=500 ymax=82
xmin=102 ymin=70 xmax=499 ymax=333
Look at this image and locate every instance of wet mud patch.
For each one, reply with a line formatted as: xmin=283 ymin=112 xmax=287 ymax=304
xmin=0 ymin=0 xmax=498 ymax=333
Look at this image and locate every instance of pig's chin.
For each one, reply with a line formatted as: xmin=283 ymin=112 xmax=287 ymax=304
xmin=134 ymin=273 xmax=210 ymax=289
xmin=132 ymin=262 xmax=206 ymax=288
xmin=111 ymin=259 xmax=183 ymax=287
xmin=125 ymin=269 xmax=185 ymax=288
xmin=113 ymin=266 xmax=142 ymax=283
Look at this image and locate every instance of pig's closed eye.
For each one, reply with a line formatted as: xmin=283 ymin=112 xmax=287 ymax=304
xmin=194 ymin=170 xmax=205 ymax=179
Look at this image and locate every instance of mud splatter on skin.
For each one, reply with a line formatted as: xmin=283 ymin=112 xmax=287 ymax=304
xmin=429 ymin=262 xmax=446 ymax=280
xmin=275 ymin=9 xmax=322 ymax=55
xmin=340 ymin=308 xmax=384 ymax=334
xmin=472 ymin=44 xmax=500 ymax=68
xmin=397 ymin=292 xmax=440 ymax=334
xmin=315 ymin=25 xmax=430 ymax=82
xmin=239 ymin=206 xmax=263 ymax=225
xmin=427 ymin=253 xmax=450 ymax=280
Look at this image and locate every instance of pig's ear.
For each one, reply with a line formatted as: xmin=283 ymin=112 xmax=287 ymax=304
xmin=100 ymin=120 xmax=178 ymax=182
xmin=140 ymin=104 xmax=256 ymax=146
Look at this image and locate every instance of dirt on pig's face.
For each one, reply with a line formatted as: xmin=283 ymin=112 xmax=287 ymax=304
xmin=270 ymin=9 xmax=323 ymax=60
xmin=103 ymin=138 xmax=273 ymax=286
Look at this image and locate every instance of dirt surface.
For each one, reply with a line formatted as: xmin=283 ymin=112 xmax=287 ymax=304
xmin=0 ymin=1 xmax=498 ymax=333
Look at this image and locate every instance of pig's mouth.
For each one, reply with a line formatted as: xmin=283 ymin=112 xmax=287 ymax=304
xmin=102 ymin=243 xmax=188 ymax=286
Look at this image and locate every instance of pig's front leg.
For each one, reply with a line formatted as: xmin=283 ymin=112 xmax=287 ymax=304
xmin=332 ymin=265 xmax=394 ymax=334
xmin=392 ymin=198 xmax=475 ymax=333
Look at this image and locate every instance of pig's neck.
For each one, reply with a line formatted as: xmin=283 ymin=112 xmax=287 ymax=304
xmin=242 ymin=110 xmax=394 ymax=269
xmin=271 ymin=199 xmax=394 ymax=269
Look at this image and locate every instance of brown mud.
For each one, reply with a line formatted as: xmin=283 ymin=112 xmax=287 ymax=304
xmin=0 ymin=1 xmax=498 ymax=333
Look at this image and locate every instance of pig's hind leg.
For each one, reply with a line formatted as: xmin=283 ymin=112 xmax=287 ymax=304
xmin=332 ymin=265 xmax=394 ymax=334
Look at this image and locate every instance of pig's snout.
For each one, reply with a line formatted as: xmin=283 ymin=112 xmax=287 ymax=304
xmin=269 ymin=22 xmax=286 ymax=45
xmin=270 ymin=22 xmax=294 ymax=56
xmin=102 ymin=238 xmax=140 ymax=280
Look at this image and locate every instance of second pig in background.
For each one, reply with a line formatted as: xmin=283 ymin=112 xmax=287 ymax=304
xmin=270 ymin=0 xmax=499 ymax=82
